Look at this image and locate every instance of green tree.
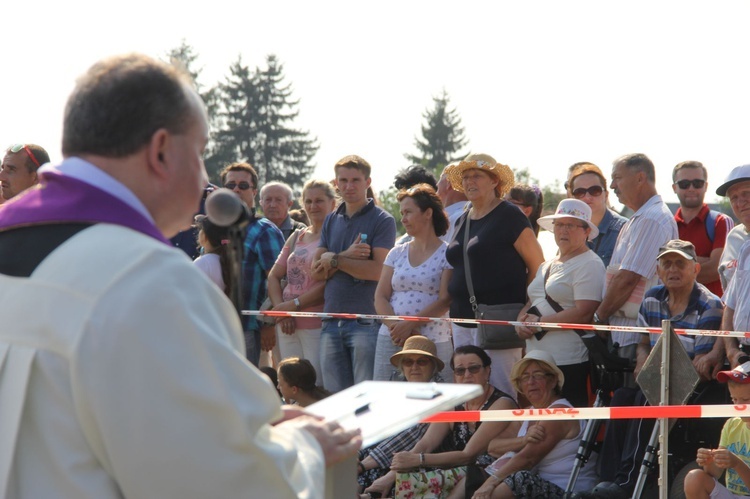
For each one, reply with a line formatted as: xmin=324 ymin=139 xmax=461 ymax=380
xmin=379 ymin=187 xmax=404 ymax=236
xmin=405 ymin=90 xmax=468 ymax=174
xmin=165 ymin=41 xmax=219 ymax=128
xmin=253 ymin=55 xmax=318 ymax=189
xmin=205 ymin=56 xmax=258 ymax=182
xmin=206 ymin=54 xmax=318 ymax=191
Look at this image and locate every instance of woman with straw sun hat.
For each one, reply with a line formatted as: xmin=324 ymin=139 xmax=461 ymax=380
xmin=445 ymin=153 xmax=545 ymax=398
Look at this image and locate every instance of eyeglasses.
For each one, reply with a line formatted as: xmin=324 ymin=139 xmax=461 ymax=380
xmin=224 ymin=181 xmax=254 ymax=191
xmin=552 ymin=221 xmax=587 ymax=231
xmin=571 ymin=185 xmax=604 ymax=199
xmin=674 ymin=179 xmax=706 ymax=190
xmin=519 ymin=372 xmax=555 ymax=384
xmin=8 ymin=144 xmax=41 ymax=168
xmin=401 ymin=357 xmax=433 ymax=367
xmin=454 ymin=365 xmax=483 ymax=377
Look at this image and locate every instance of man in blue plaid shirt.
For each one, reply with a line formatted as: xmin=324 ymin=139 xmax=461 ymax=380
xmin=220 ymin=162 xmax=284 ymax=366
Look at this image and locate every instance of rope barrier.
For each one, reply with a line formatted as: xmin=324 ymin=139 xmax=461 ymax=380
xmin=422 ymin=404 xmax=750 ymax=423
xmin=244 ymin=309 xmax=750 ymax=339
xmin=248 ymin=309 xmax=747 ymax=423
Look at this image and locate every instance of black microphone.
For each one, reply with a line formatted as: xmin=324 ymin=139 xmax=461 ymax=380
xmin=205 ymin=188 xmax=252 ymax=228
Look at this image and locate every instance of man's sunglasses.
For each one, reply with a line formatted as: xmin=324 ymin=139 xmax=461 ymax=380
xmin=8 ymin=144 xmax=41 ymax=168
xmin=571 ymin=185 xmax=604 ymax=199
xmin=224 ymin=181 xmax=254 ymax=191
xmin=674 ymin=179 xmax=706 ymax=190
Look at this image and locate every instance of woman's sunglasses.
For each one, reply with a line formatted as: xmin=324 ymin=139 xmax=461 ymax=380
xmin=571 ymin=185 xmax=604 ymax=199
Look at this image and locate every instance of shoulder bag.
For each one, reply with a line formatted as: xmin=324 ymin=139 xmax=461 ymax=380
xmin=462 ymin=211 xmax=525 ymax=350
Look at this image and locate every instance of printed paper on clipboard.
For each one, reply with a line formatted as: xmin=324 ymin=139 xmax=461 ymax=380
xmin=306 ymin=381 xmax=483 ymax=448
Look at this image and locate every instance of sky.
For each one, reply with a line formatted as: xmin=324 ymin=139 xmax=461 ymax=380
xmin=5 ymin=0 xmax=750 ymax=208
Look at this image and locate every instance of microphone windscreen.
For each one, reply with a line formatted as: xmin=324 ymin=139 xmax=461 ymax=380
xmin=205 ymin=188 xmax=243 ymax=227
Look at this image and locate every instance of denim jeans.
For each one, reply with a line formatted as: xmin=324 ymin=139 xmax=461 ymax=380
xmin=243 ymin=330 xmax=261 ymax=367
xmin=320 ymin=318 xmax=379 ymax=393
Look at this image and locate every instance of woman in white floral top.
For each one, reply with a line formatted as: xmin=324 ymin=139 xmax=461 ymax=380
xmin=373 ymin=183 xmax=453 ymax=380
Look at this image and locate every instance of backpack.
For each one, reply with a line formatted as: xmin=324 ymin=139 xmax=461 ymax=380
xmin=705 ymin=209 xmax=719 ymax=243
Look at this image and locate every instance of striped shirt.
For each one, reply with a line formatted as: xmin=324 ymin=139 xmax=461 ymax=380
xmin=637 ymin=283 xmax=722 ymax=357
xmin=725 ymin=238 xmax=750 ymax=343
xmin=608 ymin=195 xmax=678 ymax=347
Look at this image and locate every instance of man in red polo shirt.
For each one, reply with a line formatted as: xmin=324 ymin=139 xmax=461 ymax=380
xmin=672 ymin=160 xmax=734 ymax=296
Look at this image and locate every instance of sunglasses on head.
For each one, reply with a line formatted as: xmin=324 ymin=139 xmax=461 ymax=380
xmin=8 ymin=144 xmax=41 ymax=168
xmin=674 ymin=179 xmax=706 ymax=190
xmin=572 ymin=185 xmax=604 ymax=199
xmin=454 ymin=365 xmax=483 ymax=377
xmin=224 ymin=181 xmax=254 ymax=191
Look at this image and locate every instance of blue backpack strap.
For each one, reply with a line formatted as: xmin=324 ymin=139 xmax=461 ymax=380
xmin=705 ymin=209 xmax=718 ymax=243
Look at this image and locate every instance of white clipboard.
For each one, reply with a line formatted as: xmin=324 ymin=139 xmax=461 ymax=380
xmin=307 ymin=381 xmax=482 ymax=448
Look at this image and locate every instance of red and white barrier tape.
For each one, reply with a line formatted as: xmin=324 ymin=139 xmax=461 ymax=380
xmin=423 ymin=404 xmax=750 ymax=423
xmin=244 ymin=310 xmax=750 ymax=339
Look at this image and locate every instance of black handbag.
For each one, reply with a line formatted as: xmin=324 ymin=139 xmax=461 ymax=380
xmin=462 ymin=212 xmax=525 ymax=350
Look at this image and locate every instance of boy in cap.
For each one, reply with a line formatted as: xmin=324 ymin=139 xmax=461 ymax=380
xmin=683 ymin=362 xmax=750 ymax=498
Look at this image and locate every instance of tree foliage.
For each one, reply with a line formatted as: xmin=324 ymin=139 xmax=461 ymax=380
xmin=405 ymin=90 xmax=468 ymax=174
xmin=379 ymin=187 xmax=404 ymax=236
xmin=165 ymin=41 xmax=219 ymax=126
xmin=206 ymin=55 xmax=318 ymax=190
xmin=166 ymin=42 xmax=319 ymax=191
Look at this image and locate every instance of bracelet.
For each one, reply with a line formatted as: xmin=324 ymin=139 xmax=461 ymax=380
xmin=419 ymin=452 xmax=425 ymax=466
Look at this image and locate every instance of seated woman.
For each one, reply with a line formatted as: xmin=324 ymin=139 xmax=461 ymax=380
xmin=276 ymin=357 xmax=329 ymax=407
xmin=365 ymin=345 xmax=518 ymax=498
xmin=453 ymin=350 xmax=597 ymax=499
xmin=357 ymin=335 xmax=444 ymax=492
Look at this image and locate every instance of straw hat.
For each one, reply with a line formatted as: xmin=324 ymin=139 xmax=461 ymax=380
xmin=510 ymin=350 xmax=565 ymax=393
xmin=390 ymin=335 xmax=445 ymax=371
xmin=537 ymin=198 xmax=599 ymax=241
xmin=446 ymin=153 xmax=515 ymax=198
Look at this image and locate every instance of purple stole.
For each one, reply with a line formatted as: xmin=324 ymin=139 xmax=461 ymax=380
xmin=0 ymin=170 xmax=168 ymax=244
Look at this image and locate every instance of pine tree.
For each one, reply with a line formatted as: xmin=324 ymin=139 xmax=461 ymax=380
xmin=165 ymin=41 xmax=218 ymax=128
xmin=206 ymin=54 xmax=318 ymax=190
xmin=405 ymin=90 xmax=468 ymax=173
xmin=253 ymin=55 xmax=318 ymax=188
xmin=205 ymin=56 xmax=259 ymax=181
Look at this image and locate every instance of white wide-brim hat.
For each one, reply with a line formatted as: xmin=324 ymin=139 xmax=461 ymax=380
xmin=537 ymin=198 xmax=599 ymax=241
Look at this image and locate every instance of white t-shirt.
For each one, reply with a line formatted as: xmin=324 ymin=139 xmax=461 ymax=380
xmin=525 ymin=250 xmax=605 ymax=365
xmin=193 ymin=253 xmax=225 ymax=291
xmin=377 ymin=242 xmax=453 ymax=343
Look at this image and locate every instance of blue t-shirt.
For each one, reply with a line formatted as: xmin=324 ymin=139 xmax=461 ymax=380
xmin=319 ymin=199 xmax=396 ymax=314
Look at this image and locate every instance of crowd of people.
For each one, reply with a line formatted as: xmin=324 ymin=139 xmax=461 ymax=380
xmin=4 ymin=52 xmax=750 ymax=499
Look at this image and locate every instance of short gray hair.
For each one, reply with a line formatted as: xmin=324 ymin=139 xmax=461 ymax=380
xmin=260 ymin=181 xmax=294 ymax=203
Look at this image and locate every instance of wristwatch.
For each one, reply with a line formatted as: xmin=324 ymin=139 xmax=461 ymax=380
xmin=330 ymin=254 xmax=339 ymax=268
xmin=293 ymin=298 xmax=301 ymax=310
xmin=593 ymin=312 xmax=609 ymax=325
